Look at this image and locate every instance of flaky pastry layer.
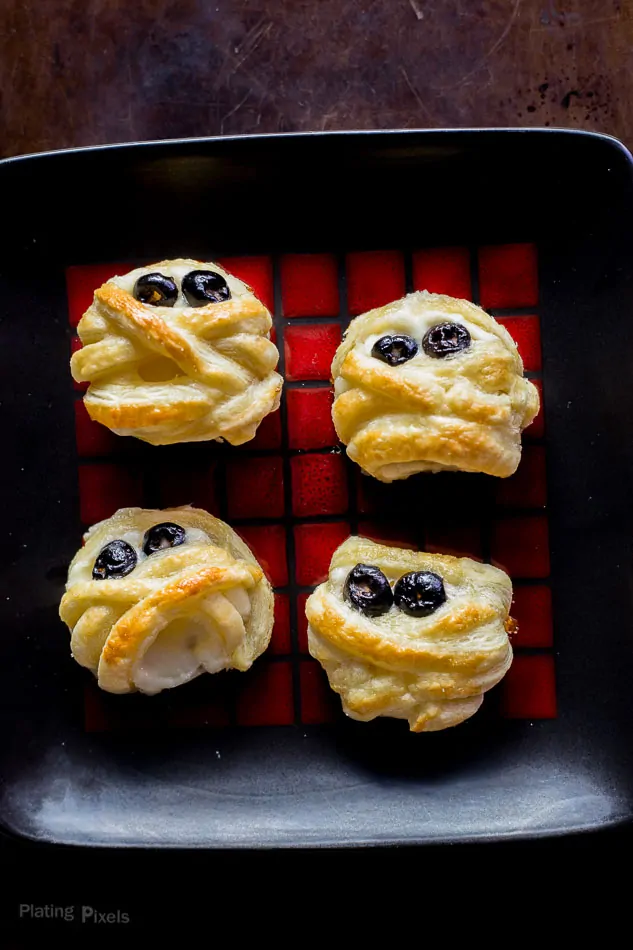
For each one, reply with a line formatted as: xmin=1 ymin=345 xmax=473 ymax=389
xmin=331 ymin=291 xmax=539 ymax=481
xmin=71 ymin=259 xmax=283 ymax=445
xmin=59 ymin=506 xmax=274 ymax=694
xmin=306 ymin=536 xmax=513 ymax=732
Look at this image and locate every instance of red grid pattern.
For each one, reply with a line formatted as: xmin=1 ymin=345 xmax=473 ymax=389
xmin=217 ymin=255 xmax=274 ymax=312
xmin=281 ymin=253 xmax=339 ymax=317
xmin=78 ymin=464 xmax=143 ymax=525
xmin=66 ymin=263 xmax=127 ymax=327
xmin=412 ymin=246 xmax=472 ymax=299
xmin=479 ymin=243 xmax=539 ymax=309
xmin=286 ymin=388 xmax=336 ymax=450
xmin=291 ymin=453 xmax=349 ymax=517
xmin=346 ymin=250 xmax=406 ymax=315
xmin=284 ymin=323 xmax=341 ymax=381
xmin=159 ymin=464 xmax=219 ymax=515
xmin=294 ymin=521 xmax=351 ymax=586
xmin=495 ymin=445 xmax=547 ymax=508
xmin=501 ymin=655 xmax=557 ymax=719
xmin=357 ymin=520 xmax=417 ymax=550
xmin=75 ymin=401 xmax=119 ymax=457
xmin=300 ymin=660 xmax=338 ymax=724
xmin=235 ymin=661 xmax=295 ymax=726
xmin=270 ymin=594 xmax=292 ymax=655
xmin=510 ymin=586 xmax=553 ymax=648
xmin=225 ymin=456 xmax=285 ymax=520
xmin=425 ymin=520 xmax=483 ymax=561
xmin=296 ymin=593 xmax=310 ymax=652
xmin=68 ymin=244 xmax=553 ymax=732
xmin=237 ymin=408 xmax=282 ymax=451
xmin=236 ymin=524 xmax=288 ymax=587
xmin=496 ymin=315 xmax=542 ymax=372
xmin=491 ymin=515 xmax=550 ymax=579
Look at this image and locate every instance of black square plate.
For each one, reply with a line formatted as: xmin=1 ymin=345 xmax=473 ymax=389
xmin=2 ymin=130 xmax=633 ymax=848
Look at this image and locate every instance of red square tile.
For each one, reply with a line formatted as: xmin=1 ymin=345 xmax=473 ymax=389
xmin=425 ymin=521 xmax=483 ymax=560
xmin=511 ymin=586 xmax=553 ymax=648
xmin=412 ymin=246 xmax=472 ymax=299
xmin=297 ymin=592 xmax=310 ymax=651
xmin=281 ymin=253 xmax=339 ymax=317
xmin=346 ymin=250 xmax=406 ymax=316
xmin=159 ymin=465 xmax=219 ymax=514
xmin=84 ymin=682 xmax=113 ymax=732
xmin=357 ymin=521 xmax=417 ymax=550
xmin=525 ymin=378 xmax=545 ymax=440
xmin=235 ymin=661 xmax=295 ymax=726
xmin=225 ymin=456 xmax=284 ymax=520
xmin=269 ymin=593 xmax=291 ymax=655
xmin=496 ymin=445 xmax=547 ymax=509
xmin=491 ymin=515 xmax=550 ymax=578
xmin=286 ymin=388 xmax=337 ymax=450
xmin=217 ymin=255 xmax=274 ymax=312
xmin=237 ymin=525 xmax=288 ymax=587
xmin=478 ymin=243 xmax=538 ymax=309
xmin=78 ymin=463 xmax=143 ymax=526
xmin=501 ymin=654 xmax=557 ymax=719
xmin=356 ymin=471 xmax=379 ymax=515
xmin=284 ymin=323 xmax=341 ymax=381
xmin=167 ymin=697 xmax=231 ymax=729
xmin=355 ymin=473 xmax=396 ymax=517
xmin=294 ymin=522 xmax=350 ymax=586
xmin=74 ymin=400 xmax=120 ymax=457
xmin=70 ymin=337 xmax=88 ymax=391
xmin=66 ymin=263 xmax=128 ymax=327
xmin=497 ymin=316 xmax=542 ymax=371
xmin=84 ymin=685 xmax=166 ymax=732
xmin=300 ymin=660 xmax=338 ymax=724
xmin=291 ymin=453 xmax=349 ymax=517
xmin=237 ymin=409 xmax=282 ymax=451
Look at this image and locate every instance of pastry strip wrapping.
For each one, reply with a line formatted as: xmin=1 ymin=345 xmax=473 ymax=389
xmin=306 ymin=536 xmax=514 ymax=732
xmin=71 ymin=259 xmax=283 ymax=446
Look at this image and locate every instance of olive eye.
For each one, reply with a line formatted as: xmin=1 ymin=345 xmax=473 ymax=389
xmin=133 ymin=272 xmax=178 ymax=307
xmin=371 ymin=334 xmax=418 ymax=366
xmin=344 ymin=563 xmax=393 ymax=617
xmin=393 ymin=571 xmax=446 ymax=617
xmin=93 ymin=540 xmax=137 ymax=580
xmin=182 ymin=270 xmax=231 ymax=307
xmin=422 ymin=322 xmax=471 ymax=358
xmin=143 ymin=522 xmax=186 ymax=556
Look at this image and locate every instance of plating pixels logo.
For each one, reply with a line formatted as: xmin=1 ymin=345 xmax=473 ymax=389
xmin=19 ymin=904 xmax=130 ymax=924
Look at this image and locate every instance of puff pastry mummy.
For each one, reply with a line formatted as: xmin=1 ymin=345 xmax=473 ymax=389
xmin=59 ymin=506 xmax=274 ymax=695
xmin=71 ymin=259 xmax=283 ymax=445
xmin=306 ymin=536 xmax=514 ymax=732
xmin=331 ymin=291 xmax=539 ymax=482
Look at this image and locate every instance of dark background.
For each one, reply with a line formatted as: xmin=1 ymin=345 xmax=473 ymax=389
xmin=0 ymin=0 xmax=631 ymax=156
xmin=1 ymin=0 xmax=629 ymax=937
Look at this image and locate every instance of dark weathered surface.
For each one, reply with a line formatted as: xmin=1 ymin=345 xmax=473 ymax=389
xmin=0 ymin=0 xmax=631 ymax=157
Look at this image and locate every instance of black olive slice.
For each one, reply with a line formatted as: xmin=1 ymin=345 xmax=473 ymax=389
xmin=143 ymin=522 xmax=186 ymax=556
xmin=344 ymin=563 xmax=393 ymax=617
xmin=133 ymin=272 xmax=178 ymax=307
xmin=394 ymin=571 xmax=446 ymax=617
xmin=371 ymin=334 xmax=418 ymax=366
xmin=182 ymin=270 xmax=231 ymax=306
xmin=422 ymin=322 xmax=471 ymax=358
xmin=93 ymin=540 xmax=137 ymax=580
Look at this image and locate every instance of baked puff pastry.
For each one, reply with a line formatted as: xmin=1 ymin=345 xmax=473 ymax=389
xmin=71 ymin=259 xmax=283 ymax=445
xmin=59 ymin=506 xmax=274 ymax=695
xmin=305 ymin=536 xmax=514 ymax=732
xmin=331 ymin=291 xmax=539 ymax=481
